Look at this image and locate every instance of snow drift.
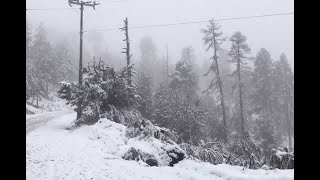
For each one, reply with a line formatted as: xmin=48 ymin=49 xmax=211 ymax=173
xmin=26 ymin=113 xmax=293 ymax=180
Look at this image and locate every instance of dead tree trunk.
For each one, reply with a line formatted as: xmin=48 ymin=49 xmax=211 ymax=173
xmin=212 ymin=28 xmax=227 ymax=143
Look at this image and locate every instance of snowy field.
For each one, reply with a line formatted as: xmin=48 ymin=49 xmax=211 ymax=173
xmin=26 ymin=113 xmax=294 ymax=180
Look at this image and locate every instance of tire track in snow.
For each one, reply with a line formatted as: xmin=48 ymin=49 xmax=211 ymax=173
xmin=26 ymin=111 xmax=71 ymax=134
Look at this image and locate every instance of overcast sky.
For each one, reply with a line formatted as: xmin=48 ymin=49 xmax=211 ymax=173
xmin=26 ymin=0 xmax=294 ymax=69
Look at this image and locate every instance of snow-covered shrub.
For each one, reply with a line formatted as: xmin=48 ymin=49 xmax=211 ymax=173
xmin=179 ymin=137 xmax=266 ymax=169
xmin=58 ymin=59 xmax=139 ymax=126
xmin=261 ymin=164 xmax=271 ymax=170
xmin=254 ymin=113 xmax=278 ymax=151
xmin=123 ymin=147 xmax=142 ymax=161
xmin=198 ymin=147 xmax=224 ymax=165
xmin=179 ymin=143 xmax=200 ymax=160
xmin=228 ymin=132 xmax=263 ymax=168
xmin=164 ymin=145 xmax=186 ymax=166
xmin=269 ymin=148 xmax=294 ymax=169
xmin=121 ymin=135 xmax=186 ymax=167
xmin=122 ymin=147 xmax=158 ymax=166
xmin=100 ymin=105 xmax=142 ymax=125
xmin=122 ymin=117 xmax=186 ymax=167
xmin=126 ymin=117 xmax=178 ymax=144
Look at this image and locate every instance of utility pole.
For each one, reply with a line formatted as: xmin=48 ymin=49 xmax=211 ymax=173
xmin=68 ymin=0 xmax=99 ymax=119
xmin=120 ymin=17 xmax=132 ymax=106
xmin=120 ymin=17 xmax=132 ymax=87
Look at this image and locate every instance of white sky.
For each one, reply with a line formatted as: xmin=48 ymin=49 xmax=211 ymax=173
xmin=26 ymin=0 xmax=294 ymax=69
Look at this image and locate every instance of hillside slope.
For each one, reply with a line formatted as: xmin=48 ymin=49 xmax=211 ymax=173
xmin=26 ymin=113 xmax=293 ymax=180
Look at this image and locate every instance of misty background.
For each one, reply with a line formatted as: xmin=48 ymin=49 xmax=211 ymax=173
xmin=26 ymin=0 xmax=295 ymax=173
xmin=26 ymin=0 xmax=294 ymax=69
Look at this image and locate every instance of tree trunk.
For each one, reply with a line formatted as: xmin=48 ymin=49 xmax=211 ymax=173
xmin=46 ymin=83 xmax=49 ymax=94
xmin=212 ymin=29 xmax=228 ymax=143
xmin=286 ymin=102 xmax=292 ymax=151
xmin=36 ymin=94 xmax=39 ymax=108
xmin=283 ymin=65 xmax=292 ymax=151
xmin=237 ymin=44 xmax=245 ymax=136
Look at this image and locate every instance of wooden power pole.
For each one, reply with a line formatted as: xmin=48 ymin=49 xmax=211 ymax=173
xmin=120 ymin=17 xmax=132 ymax=87
xmin=68 ymin=0 xmax=99 ymax=119
xmin=120 ymin=17 xmax=132 ymax=106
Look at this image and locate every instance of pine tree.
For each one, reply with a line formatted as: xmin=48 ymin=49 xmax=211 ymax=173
xmin=58 ymin=59 xmax=139 ymax=125
xmin=170 ymin=54 xmax=198 ymax=100
xmin=26 ymin=64 xmax=46 ymax=106
xmin=255 ymin=113 xmax=277 ymax=151
xmin=272 ymin=53 xmax=293 ymax=150
xmin=31 ymin=23 xmax=54 ymax=94
xmin=201 ymin=19 xmax=228 ymax=143
xmin=181 ymin=46 xmax=194 ymax=64
xmin=252 ymin=48 xmax=273 ymax=114
xmin=153 ymin=82 xmax=173 ymax=128
xmin=228 ymin=31 xmax=251 ymax=137
xmin=136 ymin=71 xmax=153 ymax=119
xmin=139 ymin=36 xmax=160 ymax=86
xmin=52 ymin=41 xmax=77 ymax=84
xmin=250 ymin=48 xmax=279 ymax=151
xmin=26 ymin=17 xmax=32 ymax=60
xmin=169 ymin=51 xmax=200 ymax=144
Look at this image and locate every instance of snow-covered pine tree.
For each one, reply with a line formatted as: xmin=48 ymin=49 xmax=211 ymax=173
xmin=251 ymin=48 xmax=278 ymax=151
xmin=168 ymin=48 xmax=203 ymax=145
xmin=255 ymin=113 xmax=277 ymax=151
xmin=228 ymin=31 xmax=251 ymax=137
xmin=152 ymin=81 xmax=174 ymax=129
xmin=58 ymin=59 xmax=138 ymax=125
xmin=138 ymin=36 xmax=161 ymax=87
xmin=31 ymin=23 xmax=54 ymax=95
xmin=252 ymin=48 xmax=273 ymax=114
xmin=272 ymin=53 xmax=294 ymax=150
xmin=52 ymin=41 xmax=77 ymax=84
xmin=26 ymin=17 xmax=32 ymax=61
xmin=136 ymin=71 xmax=153 ymax=119
xmin=26 ymin=64 xmax=46 ymax=106
xmin=201 ymin=19 xmax=228 ymax=143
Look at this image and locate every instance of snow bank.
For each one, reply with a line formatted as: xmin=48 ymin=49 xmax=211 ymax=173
xmin=26 ymin=113 xmax=294 ymax=180
xmin=88 ymin=117 xmax=184 ymax=166
xmin=175 ymin=161 xmax=293 ymax=180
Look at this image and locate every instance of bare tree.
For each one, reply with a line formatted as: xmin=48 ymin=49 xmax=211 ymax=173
xmin=201 ymin=19 xmax=228 ymax=143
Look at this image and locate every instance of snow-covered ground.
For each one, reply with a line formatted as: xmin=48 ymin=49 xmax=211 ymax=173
xmin=26 ymin=92 xmax=72 ymax=115
xmin=26 ymin=110 xmax=72 ymax=134
xmin=26 ymin=113 xmax=294 ymax=180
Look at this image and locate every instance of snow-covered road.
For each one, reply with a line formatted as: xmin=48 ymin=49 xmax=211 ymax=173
xmin=26 ymin=111 xmax=72 ymax=134
xmin=26 ymin=113 xmax=294 ymax=180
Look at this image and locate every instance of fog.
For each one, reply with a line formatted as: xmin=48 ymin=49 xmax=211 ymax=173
xmin=26 ymin=1 xmax=295 ymax=176
xmin=26 ymin=0 xmax=293 ymax=68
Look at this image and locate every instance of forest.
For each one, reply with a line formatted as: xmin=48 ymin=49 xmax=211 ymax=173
xmin=26 ymin=16 xmax=294 ymax=170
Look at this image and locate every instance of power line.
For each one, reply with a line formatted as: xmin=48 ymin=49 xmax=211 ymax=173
xmin=26 ymin=8 xmax=78 ymax=11
xmin=26 ymin=0 xmax=126 ymax=11
xmin=84 ymin=12 xmax=293 ymax=32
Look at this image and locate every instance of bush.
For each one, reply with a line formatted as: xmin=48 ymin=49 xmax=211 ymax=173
xmin=58 ymin=59 xmax=138 ymax=126
xmin=229 ymin=132 xmax=263 ymax=167
xmin=179 ymin=143 xmax=200 ymax=160
xmin=126 ymin=117 xmax=178 ymax=144
xmin=269 ymin=148 xmax=294 ymax=169
xmin=180 ymin=135 xmax=266 ymax=169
